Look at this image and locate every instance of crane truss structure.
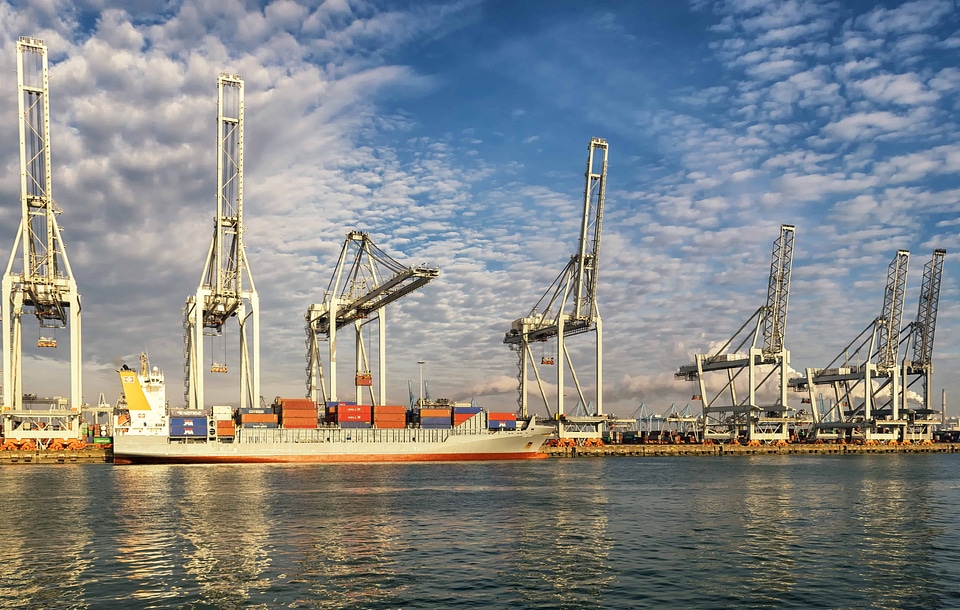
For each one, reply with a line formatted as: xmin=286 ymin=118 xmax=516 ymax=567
xmin=1 ymin=38 xmax=82 ymax=440
xmin=183 ymin=73 xmax=260 ymax=411
xmin=789 ymin=250 xmax=911 ymax=442
xmin=899 ymin=249 xmax=945 ymax=440
xmin=503 ymin=137 xmax=607 ymax=439
xmin=675 ymin=225 xmax=796 ymax=443
xmin=305 ymin=231 xmax=438 ymax=407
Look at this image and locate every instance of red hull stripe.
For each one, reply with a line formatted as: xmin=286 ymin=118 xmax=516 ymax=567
xmin=114 ymin=452 xmax=548 ymax=465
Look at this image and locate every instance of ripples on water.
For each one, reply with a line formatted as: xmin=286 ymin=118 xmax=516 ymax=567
xmin=2 ymin=455 xmax=960 ymax=608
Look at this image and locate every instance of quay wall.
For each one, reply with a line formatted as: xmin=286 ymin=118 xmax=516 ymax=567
xmin=540 ymin=443 xmax=960 ymax=458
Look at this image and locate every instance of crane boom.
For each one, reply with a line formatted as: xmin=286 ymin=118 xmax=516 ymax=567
xmin=183 ymin=73 xmax=260 ymax=410
xmin=2 ymin=36 xmax=82 ymax=414
xmin=762 ymin=225 xmax=794 ymax=356
xmin=911 ymin=249 xmax=945 ymax=367
xmin=305 ymin=231 xmax=438 ymax=405
xmin=876 ymin=250 xmax=909 ymax=371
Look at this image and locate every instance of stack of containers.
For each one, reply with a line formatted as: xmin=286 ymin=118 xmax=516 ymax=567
xmin=239 ymin=406 xmax=278 ymax=429
xmin=487 ymin=412 xmax=518 ymax=430
xmin=324 ymin=401 xmax=357 ymax=424
xmin=420 ymin=406 xmax=453 ymax=429
xmin=337 ymin=404 xmax=372 ymax=428
xmin=212 ymin=405 xmax=235 ymax=439
xmin=169 ymin=409 xmax=208 ymax=437
xmin=373 ymin=405 xmax=407 ymax=429
xmin=277 ymin=398 xmax=318 ymax=429
xmin=453 ymin=405 xmax=482 ymax=427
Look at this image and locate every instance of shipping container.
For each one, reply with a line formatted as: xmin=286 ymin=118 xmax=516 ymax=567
xmin=240 ymin=422 xmax=278 ymax=429
xmin=239 ymin=413 xmax=278 ymax=424
xmin=453 ymin=413 xmax=478 ymax=426
xmin=169 ymin=409 xmax=205 ymax=417
xmin=452 ymin=406 xmax=482 ymax=415
xmin=373 ymin=421 xmax=406 ymax=429
xmin=420 ymin=408 xmax=452 ymax=418
xmin=170 ymin=417 xmax=208 ymax=428
xmin=487 ymin=412 xmax=517 ymax=421
xmin=488 ymin=421 xmax=517 ymax=430
xmin=92 ymin=437 xmax=112 ymax=444
xmin=277 ymin=398 xmax=316 ymax=410
xmin=420 ymin=423 xmax=453 ymax=429
xmin=374 ymin=405 xmax=407 ymax=414
xmin=339 ymin=421 xmax=372 ymax=429
xmin=419 ymin=416 xmax=452 ymax=429
xmin=281 ymin=418 xmax=318 ymax=427
xmin=170 ymin=425 xmax=207 ymax=436
xmin=212 ymin=405 xmax=233 ymax=418
xmin=238 ymin=407 xmax=274 ymax=415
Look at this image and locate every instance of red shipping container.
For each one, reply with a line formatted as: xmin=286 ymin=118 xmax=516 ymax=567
xmin=487 ymin=412 xmax=517 ymax=421
xmin=453 ymin=414 xmax=477 ymax=425
xmin=375 ymin=405 xmax=407 ymax=415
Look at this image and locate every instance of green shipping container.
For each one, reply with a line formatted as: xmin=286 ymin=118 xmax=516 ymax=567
xmin=93 ymin=437 xmax=112 ymax=444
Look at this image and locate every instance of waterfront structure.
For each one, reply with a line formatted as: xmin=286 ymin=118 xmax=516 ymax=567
xmin=504 ymin=137 xmax=608 ymax=440
xmin=304 ymin=231 xmax=438 ymax=406
xmin=675 ymin=225 xmax=796 ymax=443
xmin=1 ymin=37 xmax=83 ymax=441
xmin=183 ymin=74 xmax=260 ymax=411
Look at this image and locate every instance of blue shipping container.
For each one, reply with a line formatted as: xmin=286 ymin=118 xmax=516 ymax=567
xmin=170 ymin=417 xmax=208 ymax=428
xmin=169 ymin=425 xmax=207 ymax=436
xmin=419 ymin=416 xmax=451 ymax=426
xmin=453 ymin=406 xmax=483 ymax=415
xmin=488 ymin=421 xmax=517 ymax=430
xmin=240 ymin=422 xmax=278 ymax=429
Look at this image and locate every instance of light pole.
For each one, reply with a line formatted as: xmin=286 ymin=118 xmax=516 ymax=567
xmin=417 ymin=360 xmax=425 ymax=407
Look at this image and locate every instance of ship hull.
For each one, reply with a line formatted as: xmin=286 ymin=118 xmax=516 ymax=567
xmin=113 ymin=425 xmax=552 ymax=465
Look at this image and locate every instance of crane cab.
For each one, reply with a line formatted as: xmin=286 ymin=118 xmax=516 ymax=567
xmin=210 ymin=363 xmax=228 ymax=373
xmin=38 ymin=337 xmax=57 ymax=348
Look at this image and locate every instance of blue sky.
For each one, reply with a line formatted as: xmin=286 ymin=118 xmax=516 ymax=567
xmin=0 ymin=0 xmax=959 ymax=417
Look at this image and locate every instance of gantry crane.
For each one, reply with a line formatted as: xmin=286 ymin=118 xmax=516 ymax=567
xmin=503 ymin=137 xmax=607 ymax=439
xmin=1 ymin=38 xmax=82 ymax=442
xmin=900 ymin=249 xmax=945 ymax=439
xmin=183 ymin=73 xmax=260 ymax=411
xmin=675 ymin=225 xmax=796 ymax=443
xmin=305 ymin=231 xmax=438 ymax=407
xmin=790 ymin=250 xmax=910 ymax=442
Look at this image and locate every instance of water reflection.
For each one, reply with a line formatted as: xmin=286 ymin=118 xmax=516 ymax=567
xmin=0 ymin=466 xmax=98 ymax=609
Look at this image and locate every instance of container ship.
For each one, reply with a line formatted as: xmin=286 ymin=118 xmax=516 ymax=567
xmin=112 ymin=354 xmax=551 ymax=464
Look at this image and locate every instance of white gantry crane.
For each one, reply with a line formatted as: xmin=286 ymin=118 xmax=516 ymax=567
xmin=789 ymin=250 xmax=911 ymax=443
xmin=675 ymin=225 xmax=796 ymax=443
xmin=503 ymin=137 xmax=607 ymax=439
xmin=901 ymin=249 xmax=946 ymax=440
xmin=1 ymin=37 xmax=82 ymax=442
xmin=183 ymin=74 xmax=260 ymax=411
xmin=305 ymin=231 xmax=438 ymax=407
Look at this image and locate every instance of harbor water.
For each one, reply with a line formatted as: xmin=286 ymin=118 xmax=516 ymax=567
xmin=3 ymin=455 xmax=960 ymax=609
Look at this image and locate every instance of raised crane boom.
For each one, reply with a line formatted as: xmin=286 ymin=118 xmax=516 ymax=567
xmin=305 ymin=231 xmax=438 ymax=406
xmin=503 ymin=138 xmax=607 ymax=427
xmin=2 ymin=37 xmax=82 ymax=414
xmin=909 ymin=249 xmax=945 ymax=368
xmin=183 ymin=73 xmax=260 ymax=410
xmin=674 ymin=225 xmax=795 ymax=443
xmin=876 ymin=249 xmax=910 ymax=371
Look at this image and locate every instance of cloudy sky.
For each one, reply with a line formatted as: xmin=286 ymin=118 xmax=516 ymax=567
xmin=0 ymin=0 xmax=959 ymax=418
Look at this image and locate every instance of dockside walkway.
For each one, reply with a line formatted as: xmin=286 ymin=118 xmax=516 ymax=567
xmin=541 ymin=442 xmax=960 ymax=458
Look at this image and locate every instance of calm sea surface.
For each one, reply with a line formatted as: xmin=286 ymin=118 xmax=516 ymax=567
xmin=2 ymin=455 xmax=960 ymax=609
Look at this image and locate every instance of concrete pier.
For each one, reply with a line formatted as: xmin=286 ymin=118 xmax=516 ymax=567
xmin=540 ymin=442 xmax=960 ymax=458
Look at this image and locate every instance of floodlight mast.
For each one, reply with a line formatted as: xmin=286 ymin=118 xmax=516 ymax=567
xmin=183 ymin=73 xmax=260 ymax=410
xmin=2 ymin=37 xmax=82 ymax=413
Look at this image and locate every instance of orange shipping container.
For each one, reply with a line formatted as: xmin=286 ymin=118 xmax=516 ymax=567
xmin=420 ymin=408 xmax=452 ymax=418
xmin=487 ymin=412 xmax=517 ymax=421
xmin=277 ymin=398 xmax=315 ymax=409
xmin=240 ymin=413 xmax=279 ymax=423
xmin=453 ymin=414 xmax=476 ymax=425
xmin=374 ymin=405 xmax=407 ymax=415
xmin=374 ymin=421 xmax=406 ymax=429
xmin=282 ymin=417 xmax=317 ymax=426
